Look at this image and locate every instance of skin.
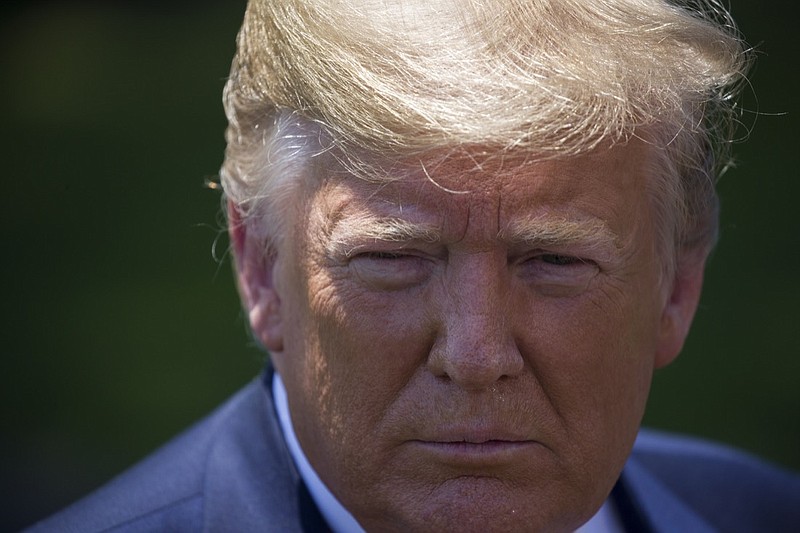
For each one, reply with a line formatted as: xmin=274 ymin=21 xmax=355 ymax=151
xmin=231 ymin=141 xmax=705 ymax=532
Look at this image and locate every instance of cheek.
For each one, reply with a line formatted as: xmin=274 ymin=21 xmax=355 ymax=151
xmin=520 ymin=283 xmax=660 ymax=460
xmin=309 ymin=271 xmax=433 ymax=382
xmin=319 ymin=305 xmax=430 ymax=435
xmin=284 ymin=267 xmax=435 ymax=476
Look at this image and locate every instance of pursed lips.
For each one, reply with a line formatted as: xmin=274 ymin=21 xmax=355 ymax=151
xmin=409 ymin=428 xmax=541 ymax=465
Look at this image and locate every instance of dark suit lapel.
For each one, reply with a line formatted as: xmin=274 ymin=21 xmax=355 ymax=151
xmin=618 ymin=455 xmax=716 ymax=532
xmin=611 ymin=476 xmax=654 ymax=533
xmin=202 ymin=371 xmax=309 ymax=532
xmin=298 ymin=479 xmax=333 ymax=533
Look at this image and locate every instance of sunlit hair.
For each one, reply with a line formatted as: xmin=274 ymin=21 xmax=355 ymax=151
xmin=220 ymin=0 xmax=749 ymax=272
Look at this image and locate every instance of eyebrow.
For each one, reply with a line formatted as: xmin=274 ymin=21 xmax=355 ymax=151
xmin=499 ymin=214 xmax=620 ymax=251
xmin=325 ymin=212 xmax=619 ymax=258
xmin=326 ymin=215 xmax=442 ymax=257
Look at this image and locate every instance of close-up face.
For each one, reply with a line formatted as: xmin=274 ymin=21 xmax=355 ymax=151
xmin=240 ymin=141 xmax=698 ymax=531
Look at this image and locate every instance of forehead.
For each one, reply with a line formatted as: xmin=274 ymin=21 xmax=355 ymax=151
xmin=307 ymin=142 xmax=653 ymax=242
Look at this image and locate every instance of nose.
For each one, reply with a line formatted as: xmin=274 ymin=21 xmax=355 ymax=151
xmin=426 ymin=254 xmax=525 ymax=390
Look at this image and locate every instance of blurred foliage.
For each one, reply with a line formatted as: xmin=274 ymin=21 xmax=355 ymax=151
xmin=1 ymin=1 xmax=797 ymax=530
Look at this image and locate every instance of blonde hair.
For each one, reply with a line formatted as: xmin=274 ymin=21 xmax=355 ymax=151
xmin=220 ymin=0 xmax=749 ymax=266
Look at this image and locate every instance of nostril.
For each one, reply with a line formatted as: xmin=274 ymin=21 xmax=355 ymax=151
xmin=427 ymin=341 xmax=524 ymax=391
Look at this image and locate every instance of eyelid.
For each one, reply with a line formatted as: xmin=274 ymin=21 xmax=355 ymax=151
xmin=341 ymin=240 xmax=444 ymax=261
xmin=513 ymin=251 xmax=600 ymax=296
xmin=359 ymin=250 xmax=407 ymax=260
xmin=348 ymin=248 xmax=434 ymax=290
xmin=511 ymin=243 xmax=615 ymax=269
xmin=536 ymin=253 xmax=592 ymax=266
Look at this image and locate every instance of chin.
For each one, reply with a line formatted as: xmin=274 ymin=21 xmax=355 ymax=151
xmin=359 ymin=476 xmax=598 ymax=533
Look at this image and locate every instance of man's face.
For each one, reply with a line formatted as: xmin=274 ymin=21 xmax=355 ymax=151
xmin=241 ymin=141 xmax=698 ymax=531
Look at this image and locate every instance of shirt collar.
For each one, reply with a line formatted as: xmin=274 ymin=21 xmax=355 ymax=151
xmin=273 ymin=373 xmax=364 ymax=533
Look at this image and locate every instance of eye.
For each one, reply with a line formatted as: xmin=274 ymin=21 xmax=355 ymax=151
xmin=350 ymin=251 xmax=432 ymax=290
xmin=538 ymin=253 xmax=585 ymax=266
xmin=362 ymin=251 xmax=405 ymax=260
xmin=517 ymin=251 xmax=599 ymax=295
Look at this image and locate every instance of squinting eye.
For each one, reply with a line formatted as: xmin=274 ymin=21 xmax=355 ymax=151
xmin=518 ymin=252 xmax=599 ymax=296
xmin=363 ymin=251 xmax=404 ymax=260
xmin=539 ymin=254 xmax=584 ymax=266
xmin=350 ymin=252 xmax=432 ymax=290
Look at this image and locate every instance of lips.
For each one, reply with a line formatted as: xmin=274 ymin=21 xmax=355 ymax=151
xmin=409 ymin=429 xmax=542 ymax=466
xmin=416 ymin=425 xmax=536 ymax=444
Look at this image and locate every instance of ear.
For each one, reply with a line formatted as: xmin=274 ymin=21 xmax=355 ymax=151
xmin=228 ymin=201 xmax=284 ymax=352
xmin=654 ymin=250 xmax=707 ymax=369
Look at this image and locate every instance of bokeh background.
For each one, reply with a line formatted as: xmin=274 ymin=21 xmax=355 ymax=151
xmin=1 ymin=1 xmax=797 ymax=529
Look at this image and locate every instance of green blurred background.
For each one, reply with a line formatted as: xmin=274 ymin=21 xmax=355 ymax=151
xmin=1 ymin=1 xmax=797 ymax=530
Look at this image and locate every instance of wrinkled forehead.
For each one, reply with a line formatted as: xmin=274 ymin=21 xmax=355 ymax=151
xmin=300 ymin=140 xmax=655 ymax=244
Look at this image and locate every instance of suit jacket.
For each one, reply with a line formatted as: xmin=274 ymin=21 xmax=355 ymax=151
xmin=26 ymin=372 xmax=800 ymax=532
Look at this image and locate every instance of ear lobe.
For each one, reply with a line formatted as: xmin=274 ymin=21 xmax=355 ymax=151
xmin=228 ymin=201 xmax=284 ymax=352
xmin=654 ymin=251 xmax=707 ymax=369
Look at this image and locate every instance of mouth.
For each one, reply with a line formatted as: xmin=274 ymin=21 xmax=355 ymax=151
xmin=409 ymin=437 xmax=541 ymax=466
